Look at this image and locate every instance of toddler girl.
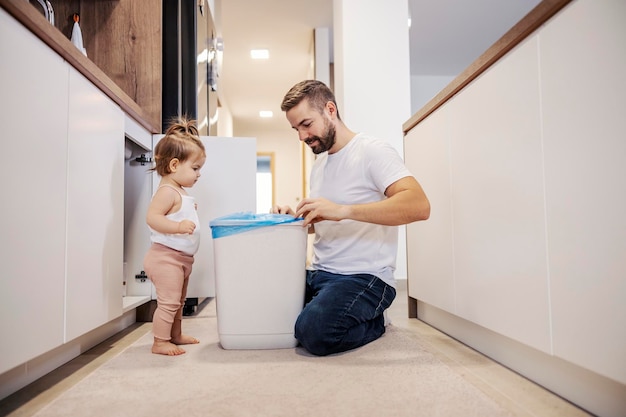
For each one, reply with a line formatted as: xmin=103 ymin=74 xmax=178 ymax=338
xmin=143 ymin=117 xmax=206 ymax=355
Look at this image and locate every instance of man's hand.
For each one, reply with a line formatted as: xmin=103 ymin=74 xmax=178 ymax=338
xmin=295 ymin=197 xmax=349 ymax=227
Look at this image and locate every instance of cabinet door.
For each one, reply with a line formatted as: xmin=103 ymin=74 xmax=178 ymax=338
xmin=65 ymin=68 xmax=125 ymax=341
xmin=539 ymin=0 xmax=626 ymax=384
xmin=447 ymin=36 xmax=551 ymax=354
xmin=123 ymin=124 xmax=154 ymax=300
xmin=405 ymin=110 xmax=456 ymax=313
xmin=0 ymin=9 xmax=69 ymax=373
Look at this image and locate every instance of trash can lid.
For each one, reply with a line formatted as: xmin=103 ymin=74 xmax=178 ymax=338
xmin=209 ymin=212 xmax=303 ymax=238
xmin=209 ymin=212 xmax=301 ymax=227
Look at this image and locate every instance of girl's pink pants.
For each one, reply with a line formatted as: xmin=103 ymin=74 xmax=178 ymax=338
xmin=143 ymin=243 xmax=194 ymax=340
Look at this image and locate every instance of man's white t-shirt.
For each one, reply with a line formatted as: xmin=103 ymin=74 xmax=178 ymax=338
xmin=309 ymin=133 xmax=413 ymax=288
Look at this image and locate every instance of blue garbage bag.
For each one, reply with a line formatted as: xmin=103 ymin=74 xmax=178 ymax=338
xmin=209 ymin=212 xmax=302 ymax=239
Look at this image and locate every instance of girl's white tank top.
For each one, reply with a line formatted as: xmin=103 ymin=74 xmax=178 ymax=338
xmin=149 ymin=184 xmax=200 ymax=255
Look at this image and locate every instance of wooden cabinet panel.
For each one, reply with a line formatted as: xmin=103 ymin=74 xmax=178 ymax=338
xmin=539 ymin=0 xmax=626 ymax=384
xmin=65 ymin=67 xmax=125 ymax=341
xmin=49 ymin=0 xmax=162 ymax=129
xmin=0 ymin=8 xmax=69 ymax=374
xmin=404 ymin=111 xmax=456 ymax=313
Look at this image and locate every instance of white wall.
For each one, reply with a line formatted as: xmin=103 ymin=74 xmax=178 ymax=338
xmin=410 ymin=74 xmax=455 ymax=114
xmin=334 ymin=0 xmax=411 ymax=151
xmin=333 ymin=0 xmax=412 ymax=281
xmin=217 ymin=105 xmax=234 ymax=137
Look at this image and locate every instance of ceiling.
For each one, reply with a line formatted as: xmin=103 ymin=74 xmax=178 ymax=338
xmin=215 ymin=0 xmax=541 ymax=134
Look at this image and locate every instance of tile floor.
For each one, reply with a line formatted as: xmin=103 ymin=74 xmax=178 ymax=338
xmin=0 ymin=283 xmax=591 ymax=417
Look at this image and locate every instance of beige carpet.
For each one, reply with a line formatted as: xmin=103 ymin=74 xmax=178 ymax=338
xmin=32 ymin=299 xmax=514 ymax=417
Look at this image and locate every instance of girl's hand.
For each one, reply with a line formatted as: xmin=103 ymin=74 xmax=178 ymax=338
xmin=270 ymin=205 xmax=295 ymax=216
xmin=178 ymin=220 xmax=196 ymax=234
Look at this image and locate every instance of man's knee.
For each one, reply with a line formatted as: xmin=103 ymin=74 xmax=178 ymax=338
xmin=295 ymin=308 xmax=340 ymax=356
xmin=295 ymin=329 xmax=336 ymax=356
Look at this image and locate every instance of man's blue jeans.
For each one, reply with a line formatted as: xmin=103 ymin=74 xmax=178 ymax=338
xmin=295 ymin=270 xmax=396 ymax=356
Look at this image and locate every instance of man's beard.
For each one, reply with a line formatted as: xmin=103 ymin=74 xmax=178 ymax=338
xmin=305 ymin=122 xmax=336 ymax=154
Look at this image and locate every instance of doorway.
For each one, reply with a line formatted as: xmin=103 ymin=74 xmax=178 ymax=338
xmin=256 ymin=152 xmax=275 ymax=213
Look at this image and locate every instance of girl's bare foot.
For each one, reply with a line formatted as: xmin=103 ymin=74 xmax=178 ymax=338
xmin=171 ymin=334 xmax=200 ymax=345
xmin=152 ymin=338 xmax=186 ymax=356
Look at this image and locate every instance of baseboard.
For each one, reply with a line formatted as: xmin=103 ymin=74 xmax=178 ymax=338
xmin=136 ymin=299 xmax=157 ymax=322
xmin=0 ymin=310 xmax=137 ymax=401
xmin=416 ymin=300 xmax=626 ymax=417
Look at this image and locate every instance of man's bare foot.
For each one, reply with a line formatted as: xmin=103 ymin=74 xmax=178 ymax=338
xmin=152 ymin=339 xmax=186 ymax=356
xmin=171 ymin=334 xmax=200 ymax=345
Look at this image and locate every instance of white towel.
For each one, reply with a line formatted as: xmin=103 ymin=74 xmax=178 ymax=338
xmin=71 ymin=21 xmax=87 ymax=56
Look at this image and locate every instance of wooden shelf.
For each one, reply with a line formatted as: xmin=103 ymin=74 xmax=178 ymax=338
xmin=0 ymin=0 xmax=161 ymax=133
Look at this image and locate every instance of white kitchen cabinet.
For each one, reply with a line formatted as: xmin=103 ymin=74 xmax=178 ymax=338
xmin=0 ymin=8 xmax=69 ymax=374
xmin=407 ymin=36 xmax=551 ymax=354
xmin=65 ymin=67 xmax=125 ymax=341
xmin=192 ymin=136 xmax=257 ymax=298
xmin=538 ymin=0 xmax=626 ymax=384
xmin=404 ymin=110 xmax=456 ymax=314
xmin=151 ymin=135 xmax=257 ymax=299
xmin=404 ymin=1 xmax=626 ymax=413
xmin=0 ymin=2 xmax=156 ymax=399
xmin=446 ymin=36 xmax=552 ymax=354
xmin=122 ymin=119 xmax=154 ymax=307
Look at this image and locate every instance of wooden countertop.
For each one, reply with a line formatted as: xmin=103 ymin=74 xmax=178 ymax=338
xmin=0 ymin=0 xmax=159 ymax=133
xmin=403 ymin=0 xmax=572 ymax=134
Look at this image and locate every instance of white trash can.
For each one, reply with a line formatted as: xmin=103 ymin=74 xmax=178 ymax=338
xmin=209 ymin=213 xmax=307 ymax=349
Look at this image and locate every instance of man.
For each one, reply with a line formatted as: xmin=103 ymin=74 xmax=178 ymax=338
xmin=272 ymin=80 xmax=430 ymax=356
